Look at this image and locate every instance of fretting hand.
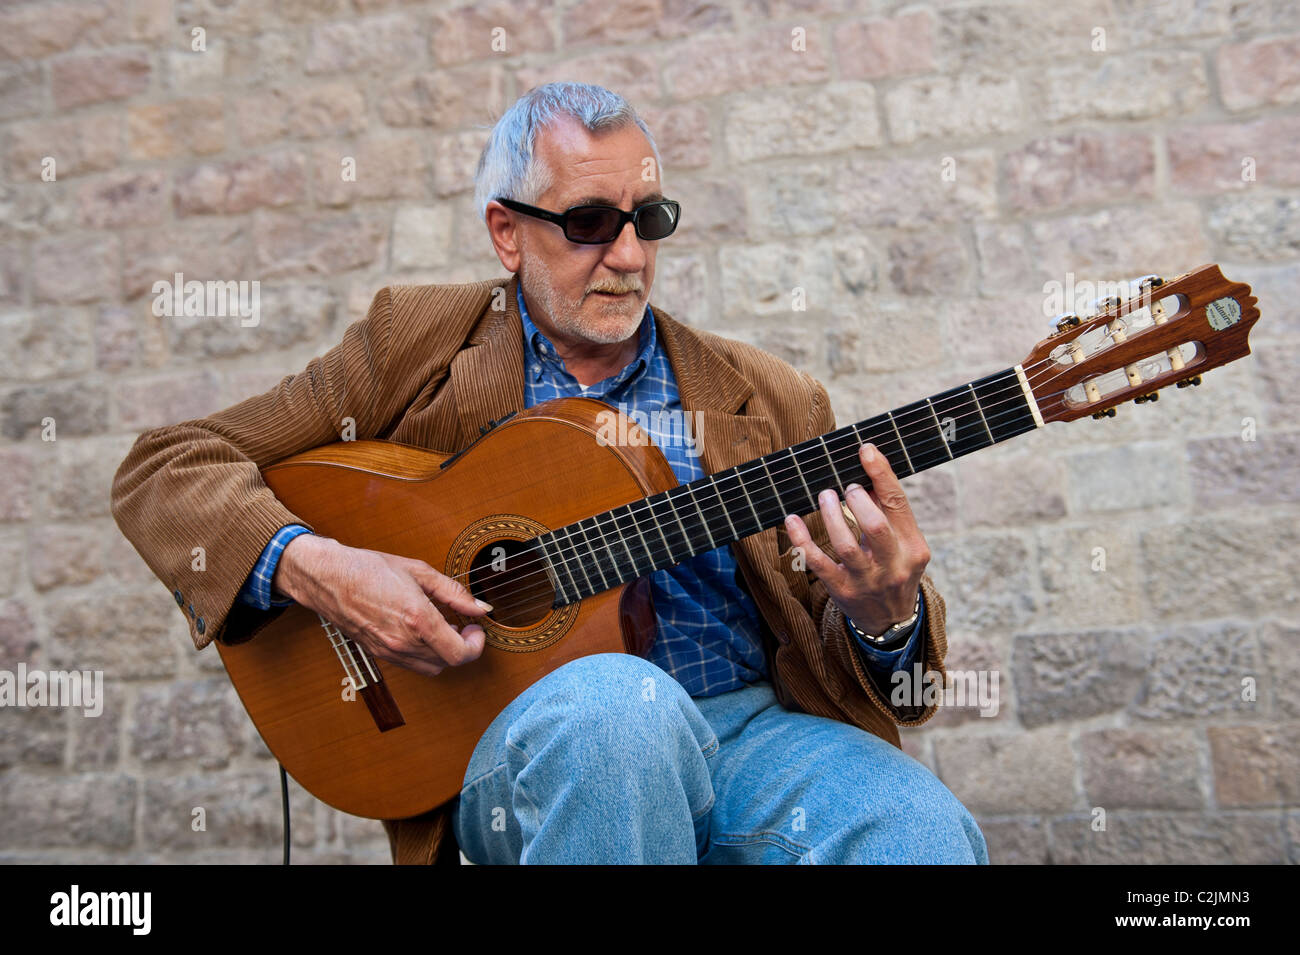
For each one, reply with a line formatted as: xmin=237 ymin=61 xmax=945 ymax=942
xmin=783 ymin=442 xmax=930 ymax=635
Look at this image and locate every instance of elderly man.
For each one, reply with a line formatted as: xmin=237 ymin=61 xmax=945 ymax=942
xmin=112 ymin=81 xmax=987 ymax=865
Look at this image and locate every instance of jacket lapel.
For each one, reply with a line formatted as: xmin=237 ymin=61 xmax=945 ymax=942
xmin=651 ymin=303 xmax=775 ymax=474
xmin=652 ymin=305 xmax=786 ymax=604
xmin=448 ymin=273 xmax=527 ymax=449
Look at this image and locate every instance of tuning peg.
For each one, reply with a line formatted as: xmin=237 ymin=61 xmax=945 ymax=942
xmin=1092 ymin=408 xmax=1117 ymax=419
xmin=1136 ymin=274 xmax=1164 ymax=292
xmin=1175 ymin=375 xmax=1203 ymax=388
xmin=1133 ymin=392 xmax=1160 ymax=404
xmin=1051 ymin=312 xmax=1081 ymax=335
xmin=1090 ymin=295 xmax=1122 ymax=314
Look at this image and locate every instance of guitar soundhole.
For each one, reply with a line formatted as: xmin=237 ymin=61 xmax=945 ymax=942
xmin=466 ymin=538 xmax=556 ymax=629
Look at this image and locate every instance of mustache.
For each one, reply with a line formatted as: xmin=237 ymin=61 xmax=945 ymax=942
xmin=587 ymin=282 xmax=642 ymax=295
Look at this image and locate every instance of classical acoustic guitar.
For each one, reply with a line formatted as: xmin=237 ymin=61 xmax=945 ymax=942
xmin=217 ymin=264 xmax=1260 ymax=820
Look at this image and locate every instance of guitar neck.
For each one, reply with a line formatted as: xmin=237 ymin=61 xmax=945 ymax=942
xmin=535 ymin=366 xmax=1043 ymax=605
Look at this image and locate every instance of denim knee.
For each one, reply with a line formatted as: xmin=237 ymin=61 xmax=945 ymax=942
xmin=863 ymin=756 xmax=989 ymax=864
xmin=502 ymin=652 xmax=716 ymax=766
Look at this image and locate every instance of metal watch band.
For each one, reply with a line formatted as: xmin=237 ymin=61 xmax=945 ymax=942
xmin=846 ymin=589 xmax=921 ymax=647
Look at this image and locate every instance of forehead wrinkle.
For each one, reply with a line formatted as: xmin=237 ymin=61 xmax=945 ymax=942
xmin=562 ymin=189 xmax=667 ymax=209
xmin=550 ymin=160 xmax=657 ymax=207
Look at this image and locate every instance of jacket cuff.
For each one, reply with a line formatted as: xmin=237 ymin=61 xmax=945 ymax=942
xmin=820 ymin=575 xmax=946 ymax=727
xmin=844 ymin=599 xmax=925 ymax=671
xmin=189 ymin=495 xmax=313 ymax=650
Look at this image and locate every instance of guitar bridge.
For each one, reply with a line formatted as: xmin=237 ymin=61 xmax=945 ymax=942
xmin=317 ymin=614 xmax=405 ymax=732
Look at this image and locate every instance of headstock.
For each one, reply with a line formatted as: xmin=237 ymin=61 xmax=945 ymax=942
xmin=1018 ymin=264 xmax=1259 ymax=424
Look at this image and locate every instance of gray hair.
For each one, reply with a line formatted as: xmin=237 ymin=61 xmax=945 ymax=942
xmin=473 ymin=81 xmax=663 ymax=222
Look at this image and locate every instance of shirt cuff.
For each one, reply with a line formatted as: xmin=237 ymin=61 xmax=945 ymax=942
xmin=236 ymin=524 xmax=313 ymax=611
xmin=845 ymin=599 xmax=926 ymax=675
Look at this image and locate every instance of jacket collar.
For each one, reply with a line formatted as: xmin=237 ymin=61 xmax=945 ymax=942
xmin=451 ymin=273 xmax=762 ymax=458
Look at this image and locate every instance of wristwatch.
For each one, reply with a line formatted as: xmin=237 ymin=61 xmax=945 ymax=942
xmin=845 ymin=589 xmax=921 ymax=648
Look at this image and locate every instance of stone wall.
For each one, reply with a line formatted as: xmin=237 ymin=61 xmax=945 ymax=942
xmin=0 ymin=0 xmax=1296 ymax=863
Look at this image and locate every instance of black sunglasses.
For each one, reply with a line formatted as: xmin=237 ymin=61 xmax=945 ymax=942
xmin=494 ymin=196 xmax=681 ymax=244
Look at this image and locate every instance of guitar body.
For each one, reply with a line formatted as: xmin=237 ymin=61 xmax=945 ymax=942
xmin=216 ymin=397 xmax=676 ymax=820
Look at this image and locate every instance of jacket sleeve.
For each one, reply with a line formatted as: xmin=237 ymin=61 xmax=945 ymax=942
xmin=790 ymin=372 xmax=950 ymax=727
xmin=110 ymin=287 xmax=414 ymax=651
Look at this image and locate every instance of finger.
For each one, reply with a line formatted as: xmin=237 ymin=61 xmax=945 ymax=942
xmin=419 ymin=614 xmax=486 ymax=668
xmin=842 ymin=481 xmax=899 ymax=566
xmin=816 ymin=488 xmax=870 ymax=572
xmin=345 ymin=623 xmax=448 ymax=677
xmin=859 ymin=443 xmax=919 ymax=534
xmin=783 ymin=512 xmax=845 ymax=585
xmin=383 ymin=651 xmax=445 ymax=679
xmin=405 ymin=560 xmax=492 ymax=617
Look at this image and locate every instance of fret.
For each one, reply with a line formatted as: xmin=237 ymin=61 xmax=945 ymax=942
xmin=551 ymin=525 xmax=590 ymax=598
xmin=928 ymin=383 xmax=996 ymax=459
xmin=561 ymin=523 xmax=597 ymax=596
xmin=803 ymin=435 xmax=842 ymax=495
xmin=968 ymin=382 xmax=995 ymax=444
xmin=892 ymin=398 xmax=952 ymax=472
xmin=679 ymin=483 xmax=717 ymax=552
xmin=784 ymin=447 xmax=816 ymax=513
xmin=548 ymin=522 xmax=585 ymax=597
xmin=825 ymin=426 xmax=869 ymax=487
xmin=885 ymin=411 xmax=915 ymax=475
xmin=534 ymin=533 xmax=571 ymax=605
xmin=663 ymin=485 xmax=709 ymax=555
xmin=756 ymin=455 xmax=791 ymax=520
xmin=924 ymin=397 xmax=954 ymax=460
xmin=584 ymin=516 xmax=617 ymax=591
xmin=616 ymin=503 xmax=653 ymax=578
xmin=972 ymin=368 xmax=1039 ymax=442
xmin=846 ymin=420 xmax=894 ymax=480
xmin=634 ymin=497 xmax=674 ymax=569
xmin=648 ymin=488 xmax=691 ymax=565
xmin=819 ymin=435 xmax=843 ymax=489
xmin=596 ymin=509 xmax=639 ymax=581
xmin=707 ymin=473 xmax=737 ymax=540
xmin=723 ymin=464 xmax=766 ymax=534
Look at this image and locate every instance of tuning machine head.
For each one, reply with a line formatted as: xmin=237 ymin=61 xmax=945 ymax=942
xmin=1092 ymin=407 xmax=1117 ymax=419
xmin=1175 ymin=375 xmax=1203 ymax=388
xmin=1051 ymin=312 xmax=1081 ymax=335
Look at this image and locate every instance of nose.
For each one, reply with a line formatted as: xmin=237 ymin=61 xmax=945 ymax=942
xmin=601 ymin=218 xmax=647 ymax=274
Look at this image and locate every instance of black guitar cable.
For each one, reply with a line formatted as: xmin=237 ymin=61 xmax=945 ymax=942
xmin=280 ymin=763 xmax=291 ymax=865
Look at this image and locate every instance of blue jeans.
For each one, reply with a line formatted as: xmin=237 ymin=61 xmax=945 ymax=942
xmin=451 ymin=653 xmax=988 ymax=864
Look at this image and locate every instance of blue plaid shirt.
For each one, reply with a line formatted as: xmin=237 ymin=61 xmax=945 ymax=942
xmin=238 ymin=284 xmax=922 ymax=693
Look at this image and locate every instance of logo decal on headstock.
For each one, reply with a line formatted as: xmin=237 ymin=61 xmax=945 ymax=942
xmin=1206 ymin=296 xmax=1241 ymax=331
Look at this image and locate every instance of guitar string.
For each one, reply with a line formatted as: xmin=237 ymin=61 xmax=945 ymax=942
xmin=454 ymin=388 xmax=1050 ymax=614
xmin=438 ymin=351 xmax=1154 ymax=618
xmin=448 ymin=346 xmax=1185 ymax=616
xmin=335 ymin=292 xmax=1200 ymax=658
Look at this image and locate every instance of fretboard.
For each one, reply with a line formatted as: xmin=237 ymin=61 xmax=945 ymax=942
xmin=534 ymin=366 xmax=1040 ymax=605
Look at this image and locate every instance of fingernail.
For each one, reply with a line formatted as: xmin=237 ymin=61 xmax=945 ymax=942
xmin=847 ymin=483 xmax=862 ymax=494
xmin=863 ymin=444 xmax=876 ymax=462
xmin=474 ymin=598 xmax=494 ymax=611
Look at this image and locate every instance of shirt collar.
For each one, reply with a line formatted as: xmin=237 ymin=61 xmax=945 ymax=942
xmin=516 ymin=281 xmax=656 ymax=392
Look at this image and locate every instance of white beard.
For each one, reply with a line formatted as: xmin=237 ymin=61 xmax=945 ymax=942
xmin=519 ymin=255 xmax=645 ymax=345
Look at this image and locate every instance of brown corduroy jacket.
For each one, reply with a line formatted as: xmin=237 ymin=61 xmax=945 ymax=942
xmin=111 ymin=272 xmax=950 ymax=865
